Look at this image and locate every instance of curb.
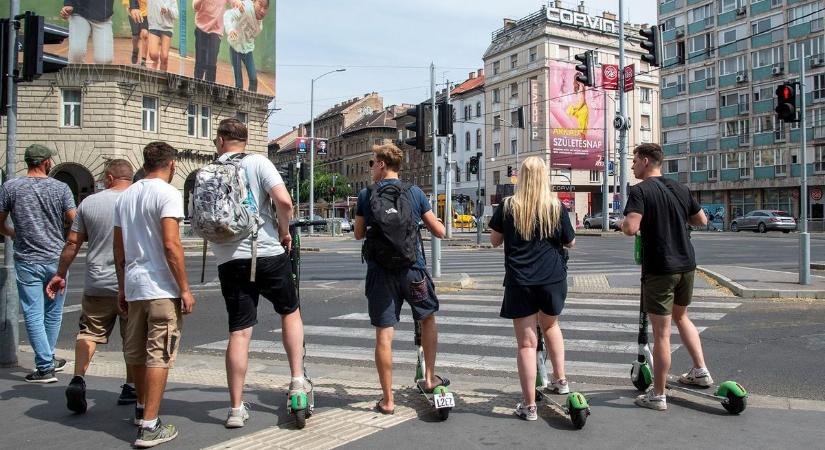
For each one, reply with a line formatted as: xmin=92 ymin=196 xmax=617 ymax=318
xmin=432 ymin=273 xmax=474 ymax=289
xmin=696 ymin=266 xmax=825 ymax=299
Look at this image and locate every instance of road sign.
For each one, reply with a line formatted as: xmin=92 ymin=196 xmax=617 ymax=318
xmin=812 ymin=187 xmax=823 ymax=201
xmin=608 ymin=161 xmax=614 ymax=176
xmin=297 ymin=137 xmax=307 ymax=154
xmin=613 ymin=200 xmax=620 ymax=210
xmin=623 ymin=64 xmax=635 ymax=93
xmin=602 ymin=64 xmax=619 ymax=90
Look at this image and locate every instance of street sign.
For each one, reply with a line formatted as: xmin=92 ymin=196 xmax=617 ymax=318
xmin=613 ymin=200 xmax=620 ymax=210
xmin=812 ymin=187 xmax=823 ymax=201
xmin=316 ymin=139 xmax=328 ymax=156
xmin=623 ymin=64 xmax=635 ymax=92
xmin=297 ymin=137 xmax=307 ymax=154
xmin=608 ymin=161 xmax=614 ymax=176
xmin=602 ymin=64 xmax=619 ymax=90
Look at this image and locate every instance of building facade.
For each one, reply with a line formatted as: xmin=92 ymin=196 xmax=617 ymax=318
xmin=658 ymin=0 xmax=825 ymax=229
xmin=483 ymin=4 xmax=660 ymax=224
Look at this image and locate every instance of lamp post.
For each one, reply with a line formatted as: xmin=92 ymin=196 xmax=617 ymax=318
xmin=309 ymin=68 xmax=345 ymax=231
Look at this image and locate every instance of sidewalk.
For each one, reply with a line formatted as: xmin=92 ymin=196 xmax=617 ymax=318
xmin=698 ymin=265 xmax=825 ymax=299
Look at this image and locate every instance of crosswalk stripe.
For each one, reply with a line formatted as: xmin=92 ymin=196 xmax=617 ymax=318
xmin=330 ymin=313 xmax=706 ymax=333
xmin=195 ymin=339 xmax=630 ymax=379
xmin=438 ymin=294 xmax=741 ymax=309
xmin=433 ymin=303 xmax=727 ymax=320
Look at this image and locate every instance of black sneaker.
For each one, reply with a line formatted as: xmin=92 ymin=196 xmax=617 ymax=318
xmin=53 ymin=357 xmax=67 ymax=373
xmin=25 ymin=369 xmax=57 ymax=384
xmin=134 ymin=405 xmax=144 ymax=426
xmin=134 ymin=418 xmax=178 ymax=448
xmin=118 ymin=384 xmax=138 ymax=405
xmin=66 ymin=376 xmax=87 ymax=414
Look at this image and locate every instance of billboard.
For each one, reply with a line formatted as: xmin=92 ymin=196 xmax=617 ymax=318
xmin=547 ymin=61 xmax=606 ymax=171
xmin=3 ymin=0 xmax=275 ymax=95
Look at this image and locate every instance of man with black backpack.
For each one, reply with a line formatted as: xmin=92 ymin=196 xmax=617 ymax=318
xmin=191 ymin=119 xmax=301 ymax=428
xmin=354 ymin=143 xmax=446 ymax=415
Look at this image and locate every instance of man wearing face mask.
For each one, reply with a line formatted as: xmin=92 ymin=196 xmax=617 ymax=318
xmin=0 ymin=144 xmax=77 ymax=383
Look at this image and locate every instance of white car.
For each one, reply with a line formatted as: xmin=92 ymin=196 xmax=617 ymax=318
xmin=339 ymin=218 xmax=352 ymax=232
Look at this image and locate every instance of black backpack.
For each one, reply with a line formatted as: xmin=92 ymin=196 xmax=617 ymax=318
xmin=363 ymin=181 xmax=419 ymax=270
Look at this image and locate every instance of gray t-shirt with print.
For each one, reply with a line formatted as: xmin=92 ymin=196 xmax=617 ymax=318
xmin=71 ymin=189 xmax=122 ymax=296
xmin=0 ymin=177 xmax=75 ymax=262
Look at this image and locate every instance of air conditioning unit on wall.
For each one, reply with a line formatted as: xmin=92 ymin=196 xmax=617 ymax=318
xmin=736 ymin=73 xmax=748 ymax=83
xmin=736 ymin=6 xmax=746 ymax=15
xmin=772 ymin=65 xmax=784 ymax=75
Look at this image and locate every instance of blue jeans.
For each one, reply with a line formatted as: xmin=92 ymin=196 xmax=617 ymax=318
xmin=16 ymin=261 xmax=66 ymax=371
xmin=230 ymin=47 xmax=257 ymax=93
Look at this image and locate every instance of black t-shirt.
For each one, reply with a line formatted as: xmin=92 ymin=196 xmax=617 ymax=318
xmin=623 ymin=176 xmax=701 ymax=275
xmin=488 ymin=200 xmax=575 ymax=286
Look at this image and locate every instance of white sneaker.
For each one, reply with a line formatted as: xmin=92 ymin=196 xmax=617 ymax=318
xmin=678 ymin=367 xmax=714 ymax=387
xmin=635 ymin=390 xmax=667 ymax=411
xmin=514 ymin=402 xmax=538 ymax=421
xmin=549 ymin=378 xmax=570 ymax=394
xmin=225 ymin=402 xmax=250 ymax=428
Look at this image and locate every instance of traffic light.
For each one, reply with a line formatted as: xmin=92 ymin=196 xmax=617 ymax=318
xmin=437 ymin=101 xmax=454 ymax=136
xmin=404 ymin=102 xmax=427 ymax=151
xmin=507 ymin=165 xmax=513 ymax=177
xmin=775 ymin=83 xmax=797 ymax=123
xmin=21 ymin=12 xmax=69 ymax=82
xmin=574 ymin=50 xmax=595 ymax=87
xmin=639 ymin=25 xmax=662 ymax=67
xmin=516 ymin=106 xmax=525 ymax=128
xmin=469 ymin=156 xmax=479 ymax=174
xmin=280 ymin=164 xmax=292 ymax=188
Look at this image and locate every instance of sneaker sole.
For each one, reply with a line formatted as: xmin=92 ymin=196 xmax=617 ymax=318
xmin=53 ymin=365 xmax=65 ymax=373
xmin=634 ymin=400 xmax=667 ymax=411
xmin=117 ymin=397 xmax=138 ymax=405
xmin=514 ymin=412 xmax=538 ymax=421
xmin=134 ymin=431 xmax=179 ymax=449
xmin=26 ymin=376 xmax=58 ymax=384
xmin=224 ymin=420 xmax=247 ymax=429
xmin=66 ymin=385 xmax=87 ymax=414
xmin=677 ymin=378 xmax=713 ymax=388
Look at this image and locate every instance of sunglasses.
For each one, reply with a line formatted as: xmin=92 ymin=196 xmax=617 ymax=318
xmin=369 ymin=160 xmax=375 ymax=167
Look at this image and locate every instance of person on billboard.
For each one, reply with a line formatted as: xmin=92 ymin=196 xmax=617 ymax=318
xmin=194 ymin=0 xmax=244 ymax=83
xmin=60 ymin=0 xmax=115 ymax=65
xmin=146 ymin=0 xmax=178 ymax=72
xmin=566 ymin=80 xmax=589 ymax=139
xmin=225 ymin=0 xmax=270 ymax=92
xmin=124 ymin=0 xmax=149 ymax=66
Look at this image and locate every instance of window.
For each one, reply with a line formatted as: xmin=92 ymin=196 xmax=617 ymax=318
xmin=476 ymin=129 xmax=482 ymax=149
xmin=493 ymin=88 xmax=501 ymax=103
xmin=788 ymin=36 xmax=824 ymax=60
xmin=664 ymin=159 xmax=679 ymax=174
xmin=688 ymin=4 xmax=713 ymax=25
xmin=455 ymin=166 xmax=461 ymax=183
xmin=789 ymin=3 xmax=824 ymax=25
xmin=465 ymin=131 xmax=471 ymax=151
xmin=510 ymin=82 xmax=519 ymax=97
xmin=640 ymin=115 xmax=651 ymax=130
xmin=476 ymin=102 xmax=481 ymax=117
xmin=452 ymin=136 xmax=456 ymax=153
xmin=639 ymin=87 xmax=651 ymax=103
xmin=753 ymin=115 xmax=773 ymax=133
xmin=492 ymin=60 xmax=500 ymax=75
xmin=187 ymin=104 xmax=198 ymax=136
xmin=437 ymin=167 xmax=442 ymax=185
xmin=753 ymin=86 xmax=772 ymax=102
xmin=690 ymin=33 xmax=713 ymax=54
xmin=493 ymin=115 xmax=501 ymax=130
xmin=200 ymin=106 xmax=211 ymax=138
xmin=510 ymin=54 xmax=518 ymax=69
xmin=661 ymin=100 xmax=687 ymax=116
xmin=510 ymin=139 xmax=517 ymax=155
xmin=664 ymin=42 xmax=679 ymax=61
xmin=493 ymin=170 xmax=500 ymax=185
xmin=235 ymin=111 xmax=247 ymax=124
xmin=815 ymin=146 xmax=825 ymax=172
xmin=466 ymin=162 xmax=471 ymax=181
xmin=691 ymin=124 xmax=718 ymax=141
xmin=719 ymin=0 xmax=737 ymax=14
xmin=529 ymin=46 xmax=537 ymax=62
xmin=558 ymin=45 xmax=570 ymax=60
xmin=61 ymin=89 xmax=81 ymax=128
xmin=814 ymin=74 xmax=825 ymax=101
xmin=142 ymin=96 xmax=158 ymax=132
xmin=690 ymin=94 xmax=716 ymax=112
xmin=751 ymin=14 xmax=782 ymax=35
xmin=692 ymin=155 xmax=708 ymax=171
xmin=464 ymin=106 xmax=471 ymax=121
xmin=751 ymin=45 xmax=782 ymax=68
xmin=589 ymin=170 xmax=601 ymax=182
xmin=510 ymin=109 xmax=520 ymax=126
xmin=662 ymin=15 xmax=685 ymax=31
xmin=493 ymin=142 xmax=500 ymax=157
xmin=719 ymin=55 xmax=746 ymax=75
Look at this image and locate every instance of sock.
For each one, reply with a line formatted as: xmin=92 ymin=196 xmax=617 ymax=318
xmin=231 ymin=406 xmax=244 ymax=413
xmin=142 ymin=418 xmax=158 ymax=429
xmin=291 ymin=376 xmax=304 ymax=385
xmin=137 ymin=402 xmax=145 ymax=409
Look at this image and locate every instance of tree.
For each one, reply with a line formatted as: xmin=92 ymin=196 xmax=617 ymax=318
xmin=300 ymin=166 xmax=352 ymax=204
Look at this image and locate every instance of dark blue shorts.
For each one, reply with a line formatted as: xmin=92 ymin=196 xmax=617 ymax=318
xmin=501 ymin=280 xmax=567 ymax=319
xmin=365 ymin=265 xmax=439 ymax=327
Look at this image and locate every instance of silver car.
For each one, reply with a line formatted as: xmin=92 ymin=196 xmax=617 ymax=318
xmin=583 ymin=212 xmax=620 ymax=230
xmin=730 ymin=210 xmax=797 ymax=233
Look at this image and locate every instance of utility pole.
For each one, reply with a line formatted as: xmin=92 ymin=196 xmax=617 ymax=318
xmin=476 ymin=165 xmax=482 ymax=245
xmin=1 ymin=0 xmax=20 ymax=368
xmin=309 ymin=68 xmax=345 ymax=230
xmin=295 ymin=158 xmax=301 ymax=217
xmin=430 ymin=63 xmax=441 ymax=277
xmin=799 ymin=42 xmax=810 ymax=285
xmin=602 ymin=90 xmax=610 ymax=231
xmin=445 ymin=80 xmax=453 ymax=239
xmin=618 ymin=0 xmax=628 ymax=211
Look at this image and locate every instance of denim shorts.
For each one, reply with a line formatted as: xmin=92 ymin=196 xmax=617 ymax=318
xmin=365 ymin=264 xmax=439 ymax=327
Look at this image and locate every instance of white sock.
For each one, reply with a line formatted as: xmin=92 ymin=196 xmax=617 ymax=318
xmin=231 ymin=405 xmax=244 ymax=413
xmin=291 ymin=376 xmax=304 ymax=385
xmin=142 ymin=417 xmax=158 ymax=429
xmin=136 ymin=402 xmax=145 ymax=409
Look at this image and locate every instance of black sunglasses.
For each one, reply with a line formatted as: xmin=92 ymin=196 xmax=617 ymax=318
xmin=369 ymin=160 xmax=374 ymax=167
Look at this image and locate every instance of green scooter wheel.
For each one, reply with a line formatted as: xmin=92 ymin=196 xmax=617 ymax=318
xmin=722 ymin=391 xmax=747 ymax=415
xmin=631 ymin=363 xmax=653 ymax=392
xmin=294 ymin=408 xmax=307 ymax=429
xmin=569 ymin=407 xmax=587 ymax=429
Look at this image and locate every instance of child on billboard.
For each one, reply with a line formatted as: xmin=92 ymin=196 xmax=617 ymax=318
xmin=147 ymin=0 xmax=179 ymax=72
xmin=224 ymin=0 xmax=270 ymax=92
xmin=194 ymin=0 xmax=244 ymax=83
xmin=124 ymin=0 xmax=149 ymax=66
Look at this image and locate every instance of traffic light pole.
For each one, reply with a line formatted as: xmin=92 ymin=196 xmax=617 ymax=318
xmin=445 ymin=81 xmax=453 ymax=239
xmin=618 ymin=0 xmax=628 ymax=212
xmin=799 ymin=44 xmax=810 ymax=285
xmin=430 ymin=63 xmax=441 ymax=278
xmin=602 ymin=90 xmax=610 ymax=231
xmin=1 ymin=0 xmax=20 ymax=368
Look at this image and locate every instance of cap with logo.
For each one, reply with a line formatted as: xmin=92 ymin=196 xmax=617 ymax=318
xmin=24 ymin=144 xmax=56 ymax=165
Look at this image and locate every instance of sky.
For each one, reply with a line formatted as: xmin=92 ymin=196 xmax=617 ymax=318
xmin=269 ymin=0 xmax=656 ymax=140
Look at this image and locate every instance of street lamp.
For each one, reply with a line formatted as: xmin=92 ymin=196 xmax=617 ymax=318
xmin=309 ymin=68 xmax=346 ymax=229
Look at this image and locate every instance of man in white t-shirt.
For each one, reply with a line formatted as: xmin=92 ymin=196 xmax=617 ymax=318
xmin=114 ymin=141 xmax=193 ymax=448
xmin=209 ymin=118 xmax=300 ymax=429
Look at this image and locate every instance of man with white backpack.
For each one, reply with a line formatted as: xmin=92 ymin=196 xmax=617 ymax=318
xmin=191 ymin=118 xmax=302 ymax=428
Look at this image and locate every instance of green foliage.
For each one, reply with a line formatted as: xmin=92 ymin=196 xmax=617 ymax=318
xmin=300 ymin=166 xmax=352 ymax=203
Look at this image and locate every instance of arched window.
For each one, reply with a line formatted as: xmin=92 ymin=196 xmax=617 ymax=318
xmin=476 ymin=102 xmax=481 ymax=117
xmin=465 ymin=131 xmax=471 ymax=151
xmin=476 ymin=129 xmax=482 ymax=149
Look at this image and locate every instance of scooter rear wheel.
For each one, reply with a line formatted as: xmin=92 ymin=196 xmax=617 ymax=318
xmin=569 ymin=408 xmax=588 ymax=429
xmin=294 ymin=409 xmax=307 ymax=429
xmin=631 ymin=364 xmax=653 ymax=392
xmin=437 ymin=407 xmax=450 ymax=421
xmin=722 ymin=392 xmax=747 ymax=415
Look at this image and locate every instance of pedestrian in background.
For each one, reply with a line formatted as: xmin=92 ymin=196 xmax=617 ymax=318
xmin=60 ymin=0 xmax=115 ymax=64
xmin=114 ymin=142 xmax=193 ymax=448
xmin=620 ymin=143 xmax=711 ymax=411
xmin=489 ymin=156 xmax=575 ymax=421
xmin=47 ymin=159 xmax=137 ymax=413
xmin=0 ymin=144 xmax=76 ymax=383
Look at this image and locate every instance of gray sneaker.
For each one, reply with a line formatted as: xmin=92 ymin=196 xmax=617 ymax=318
xmin=634 ymin=390 xmax=667 ymax=411
xmin=134 ymin=419 xmax=178 ymax=448
xmin=514 ymin=402 xmax=538 ymax=421
xmin=550 ymin=378 xmax=570 ymax=395
xmin=289 ymin=378 xmax=306 ymax=399
xmin=225 ymin=402 xmax=250 ymax=428
xmin=678 ymin=367 xmax=714 ymax=387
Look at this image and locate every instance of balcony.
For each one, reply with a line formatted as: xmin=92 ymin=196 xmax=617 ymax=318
xmin=691 ymin=170 xmax=709 ymax=183
xmin=754 ymin=166 xmax=774 ymax=179
xmin=789 ymin=19 xmax=822 ymax=39
xmin=752 ymin=30 xmax=783 ymax=49
xmin=663 ymin=26 xmax=685 ymax=42
xmin=753 ymin=99 xmax=775 ymax=114
xmin=689 ymin=109 xmax=715 ymax=124
xmin=719 ymin=39 xmax=748 ymax=57
xmin=661 ymin=85 xmax=684 ymax=99
xmin=753 ymin=132 xmax=775 ymax=146
xmin=750 ymin=0 xmax=772 ymax=15
xmin=721 ymin=168 xmax=741 ymax=181
xmin=689 ymin=139 xmax=708 ymax=153
xmin=752 ymin=65 xmax=776 ymax=81
xmin=663 ymin=142 xmax=685 ymax=156
xmin=719 ymin=104 xmax=740 ymax=119
xmin=659 ymin=0 xmax=681 ymax=15
xmin=721 ymin=136 xmax=741 ymax=150
xmin=791 ymin=163 xmax=816 ymax=177
xmin=719 ymin=73 xmax=739 ymax=88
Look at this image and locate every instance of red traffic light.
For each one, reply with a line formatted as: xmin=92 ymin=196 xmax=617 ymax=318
xmin=780 ymin=85 xmax=793 ymax=100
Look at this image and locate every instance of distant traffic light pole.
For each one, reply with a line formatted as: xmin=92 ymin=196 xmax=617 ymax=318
xmin=798 ymin=43 xmax=810 ymax=285
xmin=309 ymin=68 xmax=345 ymax=230
xmin=430 ymin=63 xmax=441 ymax=277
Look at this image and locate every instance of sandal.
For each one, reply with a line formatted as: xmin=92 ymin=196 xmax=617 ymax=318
xmin=375 ymin=398 xmax=395 ymax=415
xmin=422 ymin=375 xmax=451 ymax=393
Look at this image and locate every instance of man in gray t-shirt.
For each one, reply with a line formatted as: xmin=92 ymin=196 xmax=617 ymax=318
xmin=0 ymin=144 xmax=76 ymax=383
xmin=47 ymin=159 xmax=137 ymax=413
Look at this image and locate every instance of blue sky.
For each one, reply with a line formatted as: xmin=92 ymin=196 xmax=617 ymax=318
xmin=269 ymin=0 xmax=656 ymax=139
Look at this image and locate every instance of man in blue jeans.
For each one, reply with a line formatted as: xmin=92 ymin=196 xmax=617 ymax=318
xmin=0 ymin=144 xmax=76 ymax=383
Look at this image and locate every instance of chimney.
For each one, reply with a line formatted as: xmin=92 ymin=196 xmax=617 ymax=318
xmin=477 ymin=68 xmax=484 ymax=77
xmin=603 ymin=11 xmax=616 ymax=21
xmin=578 ymin=1 xmax=585 ymax=13
xmin=503 ymin=18 xmax=516 ymax=29
xmin=468 ymin=71 xmax=475 ymax=79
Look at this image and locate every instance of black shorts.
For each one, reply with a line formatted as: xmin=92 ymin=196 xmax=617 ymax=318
xmin=218 ymin=254 xmax=299 ymax=332
xmin=500 ymin=280 xmax=567 ymax=319
xmin=129 ymin=15 xmax=148 ymax=36
xmin=149 ymin=29 xmax=173 ymax=38
xmin=365 ymin=264 xmax=439 ymax=327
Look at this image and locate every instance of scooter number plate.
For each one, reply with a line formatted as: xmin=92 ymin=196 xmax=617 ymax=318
xmin=433 ymin=393 xmax=455 ymax=409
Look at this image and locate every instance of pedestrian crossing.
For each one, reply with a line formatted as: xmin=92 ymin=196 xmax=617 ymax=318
xmin=195 ymin=291 xmax=741 ymax=383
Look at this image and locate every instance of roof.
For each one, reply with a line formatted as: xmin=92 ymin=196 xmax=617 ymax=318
xmin=342 ymin=109 xmax=397 ymax=136
xmin=451 ymin=74 xmax=485 ymax=96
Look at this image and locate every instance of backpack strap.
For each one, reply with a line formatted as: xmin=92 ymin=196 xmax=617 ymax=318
xmin=226 ymin=152 xmax=259 ymax=282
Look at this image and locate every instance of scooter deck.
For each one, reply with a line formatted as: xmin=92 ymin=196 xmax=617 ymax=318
xmin=665 ymin=380 xmax=726 ymax=402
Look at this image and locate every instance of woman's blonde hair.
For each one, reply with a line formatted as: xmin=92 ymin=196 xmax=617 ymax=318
xmin=505 ymin=156 xmax=562 ymax=241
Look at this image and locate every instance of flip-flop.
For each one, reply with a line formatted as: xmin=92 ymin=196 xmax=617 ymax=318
xmin=375 ymin=398 xmax=395 ymax=415
xmin=423 ymin=375 xmax=451 ymax=393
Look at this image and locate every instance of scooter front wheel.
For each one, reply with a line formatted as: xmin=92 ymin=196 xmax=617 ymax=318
xmin=294 ymin=408 xmax=307 ymax=429
xmin=631 ymin=363 xmax=653 ymax=392
xmin=569 ymin=407 xmax=588 ymax=429
xmin=722 ymin=392 xmax=747 ymax=415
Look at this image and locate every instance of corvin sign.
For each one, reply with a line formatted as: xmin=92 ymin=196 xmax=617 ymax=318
xmin=546 ymin=7 xmax=619 ymax=34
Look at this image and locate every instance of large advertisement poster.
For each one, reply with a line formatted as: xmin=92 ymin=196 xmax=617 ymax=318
xmin=547 ymin=61 xmax=606 ymax=170
xmin=3 ymin=0 xmax=275 ymax=95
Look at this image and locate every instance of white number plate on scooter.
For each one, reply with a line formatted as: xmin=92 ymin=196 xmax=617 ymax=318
xmin=433 ymin=393 xmax=455 ymax=409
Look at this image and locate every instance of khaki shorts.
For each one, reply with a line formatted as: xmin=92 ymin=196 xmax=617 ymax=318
xmin=76 ymin=295 xmax=126 ymax=346
xmin=641 ymin=271 xmax=695 ymax=316
xmin=123 ymin=298 xmax=182 ymax=369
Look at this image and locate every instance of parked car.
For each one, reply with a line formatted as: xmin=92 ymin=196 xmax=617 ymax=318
xmin=339 ymin=218 xmax=352 ymax=233
xmin=583 ymin=212 xmax=621 ymax=230
xmin=730 ymin=210 xmax=796 ymax=233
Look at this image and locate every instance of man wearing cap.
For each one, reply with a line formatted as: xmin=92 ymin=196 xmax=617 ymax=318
xmin=0 ymin=144 xmax=77 ymax=383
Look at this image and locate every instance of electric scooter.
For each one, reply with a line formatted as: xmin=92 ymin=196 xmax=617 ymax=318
xmin=630 ymin=300 xmax=748 ymax=414
xmin=286 ymin=219 xmax=327 ymax=429
xmin=413 ymin=320 xmax=454 ymax=421
xmin=535 ymin=325 xmax=590 ymax=429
